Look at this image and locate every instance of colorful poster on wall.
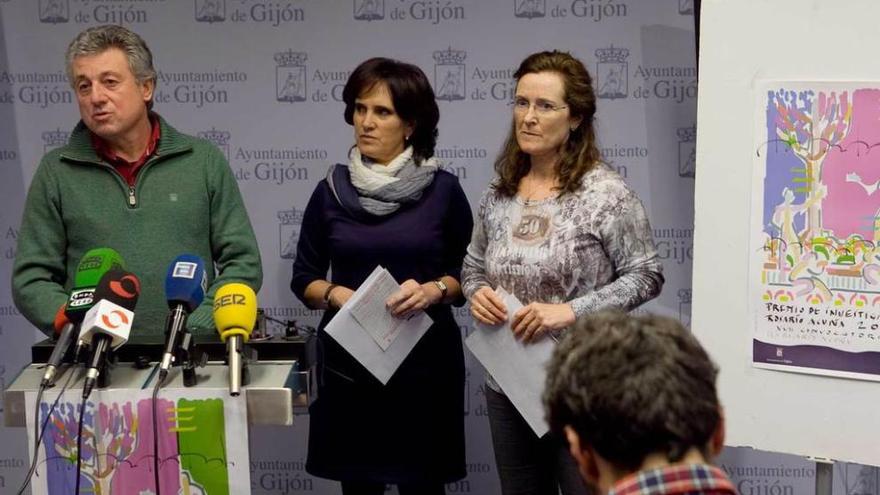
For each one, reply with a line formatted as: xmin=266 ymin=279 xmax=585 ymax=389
xmin=24 ymin=387 xmax=250 ymax=495
xmin=751 ymin=82 xmax=880 ymax=380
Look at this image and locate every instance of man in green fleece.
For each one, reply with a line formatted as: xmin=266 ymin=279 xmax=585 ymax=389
xmin=12 ymin=24 xmax=262 ymax=337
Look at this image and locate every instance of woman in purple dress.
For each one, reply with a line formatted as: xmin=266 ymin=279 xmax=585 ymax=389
xmin=291 ymin=57 xmax=473 ymax=495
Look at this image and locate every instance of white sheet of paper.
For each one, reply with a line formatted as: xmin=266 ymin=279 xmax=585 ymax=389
xmin=349 ymin=266 xmax=410 ymax=350
xmin=465 ymin=288 xmax=555 ymax=437
xmin=325 ymin=266 xmax=433 ymax=385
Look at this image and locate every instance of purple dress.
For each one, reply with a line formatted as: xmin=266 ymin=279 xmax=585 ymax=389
xmin=291 ymin=165 xmax=473 ymax=484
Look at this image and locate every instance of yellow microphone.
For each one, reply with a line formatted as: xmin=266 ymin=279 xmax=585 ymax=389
xmin=213 ymin=283 xmax=257 ymax=396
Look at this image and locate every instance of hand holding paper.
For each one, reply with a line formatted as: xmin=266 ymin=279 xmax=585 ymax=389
xmin=328 ymin=285 xmax=354 ymax=309
xmin=511 ymin=302 xmax=576 ymax=343
xmin=469 ymin=285 xmax=508 ymax=325
xmin=325 ymin=266 xmax=433 ymax=385
xmin=349 ymin=267 xmax=411 ymax=350
xmin=386 ymin=279 xmax=437 ymax=319
xmin=465 ymin=287 xmax=555 ymax=436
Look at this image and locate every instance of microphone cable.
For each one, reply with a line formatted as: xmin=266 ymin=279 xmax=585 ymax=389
xmin=151 ymin=368 xmax=165 ymax=495
xmin=73 ymin=342 xmax=103 ymax=495
xmin=16 ymin=363 xmax=79 ymax=495
xmin=74 ymin=391 xmax=89 ymax=495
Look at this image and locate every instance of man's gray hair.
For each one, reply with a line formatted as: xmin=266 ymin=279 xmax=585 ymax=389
xmin=65 ymin=25 xmax=157 ymax=89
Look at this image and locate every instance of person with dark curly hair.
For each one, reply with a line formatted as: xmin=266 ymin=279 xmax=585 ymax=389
xmin=544 ymin=310 xmax=736 ymax=495
xmin=291 ymin=57 xmax=472 ymax=495
xmin=462 ymin=50 xmax=664 ymax=495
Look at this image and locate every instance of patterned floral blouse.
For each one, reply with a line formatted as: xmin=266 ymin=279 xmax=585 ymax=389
xmin=462 ymin=163 xmax=664 ymax=321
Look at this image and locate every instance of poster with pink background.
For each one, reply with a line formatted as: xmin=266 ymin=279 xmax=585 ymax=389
xmin=751 ymin=82 xmax=880 ymax=380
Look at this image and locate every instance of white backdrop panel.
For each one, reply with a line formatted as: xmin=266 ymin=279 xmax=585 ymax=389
xmin=694 ymin=0 xmax=880 ymax=469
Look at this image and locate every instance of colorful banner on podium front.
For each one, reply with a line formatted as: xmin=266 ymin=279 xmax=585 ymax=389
xmin=24 ymin=387 xmax=249 ymax=495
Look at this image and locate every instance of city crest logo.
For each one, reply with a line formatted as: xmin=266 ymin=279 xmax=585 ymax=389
xmin=679 ymin=0 xmax=694 ymax=15
xmin=39 ymin=0 xmax=69 ymax=24
xmin=433 ymin=47 xmax=466 ymax=102
xmin=275 ymin=50 xmax=308 ymax=103
xmin=195 ymin=0 xmax=226 ymax=23
xmin=677 ymin=125 xmax=696 ymax=178
xmin=514 ymin=0 xmax=545 ymax=19
xmin=198 ymin=127 xmax=231 ymax=160
xmin=278 ymin=207 xmax=305 ymax=259
xmin=42 ymin=128 xmax=69 ymax=152
xmin=842 ymin=464 xmax=879 ymax=494
xmin=354 ymin=0 xmax=384 ymax=20
xmin=595 ymin=45 xmax=629 ymax=100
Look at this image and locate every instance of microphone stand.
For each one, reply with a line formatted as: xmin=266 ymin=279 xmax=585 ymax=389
xmin=229 ymin=337 xmax=242 ymax=395
xmin=226 ymin=338 xmax=257 ymax=396
xmin=176 ymin=331 xmax=207 ymax=387
xmin=97 ymin=348 xmax=114 ymax=389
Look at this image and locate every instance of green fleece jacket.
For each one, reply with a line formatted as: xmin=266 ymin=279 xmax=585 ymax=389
xmin=12 ymin=116 xmax=262 ymax=337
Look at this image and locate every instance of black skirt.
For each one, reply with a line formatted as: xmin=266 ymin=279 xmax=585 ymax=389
xmin=305 ymin=308 xmax=466 ymax=484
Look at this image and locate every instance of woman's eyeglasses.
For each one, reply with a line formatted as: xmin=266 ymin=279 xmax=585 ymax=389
xmin=510 ymin=97 xmax=568 ymax=115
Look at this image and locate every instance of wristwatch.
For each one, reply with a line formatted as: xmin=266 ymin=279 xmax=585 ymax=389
xmin=432 ymin=278 xmax=448 ymax=301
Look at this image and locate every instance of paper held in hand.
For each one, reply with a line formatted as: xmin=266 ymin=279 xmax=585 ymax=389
xmin=465 ymin=287 xmax=556 ymax=437
xmin=324 ymin=265 xmax=433 ymax=385
xmin=349 ymin=266 xmax=412 ymax=350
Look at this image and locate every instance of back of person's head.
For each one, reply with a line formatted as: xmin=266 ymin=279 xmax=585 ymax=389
xmin=544 ymin=310 xmax=721 ymax=472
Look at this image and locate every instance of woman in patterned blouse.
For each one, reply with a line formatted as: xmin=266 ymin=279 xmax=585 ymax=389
xmin=461 ymin=50 xmax=665 ymax=495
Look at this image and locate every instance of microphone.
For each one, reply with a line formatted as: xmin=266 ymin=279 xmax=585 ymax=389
xmin=40 ymin=307 xmax=76 ymax=387
xmin=53 ymin=305 xmax=71 ymax=336
xmin=158 ymin=255 xmax=207 ymax=381
xmin=79 ymin=269 xmax=140 ymax=399
xmin=64 ymin=247 xmax=126 ymax=324
xmin=41 ymin=248 xmax=125 ymax=387
xmin=213 ymin=283 xmax=257 ymax=396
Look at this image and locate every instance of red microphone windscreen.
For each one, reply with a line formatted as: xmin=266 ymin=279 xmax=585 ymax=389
xmin=53 ymin=304 xmax=70 ymax=336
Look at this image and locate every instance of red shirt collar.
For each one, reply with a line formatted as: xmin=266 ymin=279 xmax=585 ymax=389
xmin=90 ymin=114 xmax=161 ymax=186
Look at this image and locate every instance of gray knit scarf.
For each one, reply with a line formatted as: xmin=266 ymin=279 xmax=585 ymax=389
xmin=347 ymin=146 xmax=439 ymax=216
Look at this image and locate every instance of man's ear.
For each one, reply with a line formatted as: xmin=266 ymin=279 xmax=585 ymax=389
xmin=565 ymin=425 xmax=600 ymax=484
xmin=709 ymin=407 xmax=726 ymax=458
xmin=140 ymin=78 xmax=155 ymax=104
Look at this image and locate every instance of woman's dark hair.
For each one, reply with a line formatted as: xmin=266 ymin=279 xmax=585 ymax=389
xmin=343 ymin=57 xmax=440 ymax=163
xmin=544 ymin=311 xmax=721 ymax=472
xmin=494 ymin=50 xmax=601 ymax=197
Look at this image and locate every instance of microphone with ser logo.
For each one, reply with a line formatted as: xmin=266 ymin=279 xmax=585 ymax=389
xmin=213 ymin=283 xmax=257 ymax=396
